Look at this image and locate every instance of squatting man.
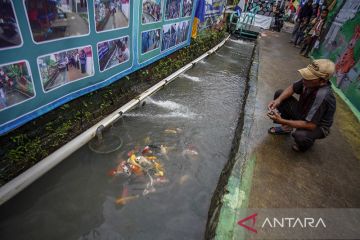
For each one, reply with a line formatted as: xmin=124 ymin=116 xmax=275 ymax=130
xmin=267 ymin=59 xmax=336 ymax=152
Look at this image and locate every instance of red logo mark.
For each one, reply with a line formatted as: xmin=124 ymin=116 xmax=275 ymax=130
xmin=237 ymin=213 xmax=258 ymax=233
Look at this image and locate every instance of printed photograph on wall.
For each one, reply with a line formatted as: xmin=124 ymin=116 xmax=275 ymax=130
xmin=175 ymin=21 xmax=189 ymax=44
xmin=0 ymin=0 xmax=22 ymax=50
xmin=165 ymin=0 xmax=180 ymax=20
xmin=38 ymin=46 xmax=94 ymax=92
xmin=141 ymin=29 xmax=160 ymax=54
xmin=142 ymin=0 xmax=162 ymax=24
xmin=94 ymin=0 xmax=130 ymax=32
xmin=24 ymin=0 xmax=89 ymax=43
xmin=98 ymin=36 xmax=130 ymax=72
xmin=200 ymin=0 xmax=226 ymax=31
xmin=161 ymin=23 xmax=176 ymax=51
xmin=0 ymin=61 xmax=34 ymax=111
xmin=182 ymin=0 xmax=193 ymax=17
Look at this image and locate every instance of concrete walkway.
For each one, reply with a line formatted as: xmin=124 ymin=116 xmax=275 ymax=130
xmin=248 ymin=30 xmax=360 ymax=209
xmin=214 ymin=30 xmax=360 ymax=240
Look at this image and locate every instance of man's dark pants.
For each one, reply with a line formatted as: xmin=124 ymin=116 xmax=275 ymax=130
xmin=274 ymin=90 xmax=325 ymax=151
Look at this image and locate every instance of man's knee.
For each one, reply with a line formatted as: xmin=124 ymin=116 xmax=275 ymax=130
xmin=274 ymin=89 xmax=283 ymax=100
xmin=292 ymin=130 xmax=315 ymax=151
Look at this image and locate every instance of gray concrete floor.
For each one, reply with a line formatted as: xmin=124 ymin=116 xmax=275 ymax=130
xmin=248 ymin=30 xmax=360 ymax=208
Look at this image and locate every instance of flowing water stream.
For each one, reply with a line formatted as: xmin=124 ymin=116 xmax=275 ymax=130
xmin=0 ymin=39 xmax=254 ymax=240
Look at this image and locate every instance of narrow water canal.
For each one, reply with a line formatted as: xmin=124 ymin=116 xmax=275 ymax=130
xmin=0 ymin=39 xmax=254 ymax=240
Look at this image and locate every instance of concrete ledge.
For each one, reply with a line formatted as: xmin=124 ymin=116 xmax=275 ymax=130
xmin=212 ymin=41 xmax=259 ymax=240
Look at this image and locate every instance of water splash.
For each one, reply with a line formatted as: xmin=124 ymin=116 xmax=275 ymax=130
xmin=215 ymin=52 xmax=225 ymax=58
xmin=228 ymin=38 xmax=249 ymax=44
xmin=147 ymin=98 xmax=186 ymax=111
xmin=124 ymin=111 xmax=199 ymax=119
xmin=224 ymin=45 xmax=237 ymax=50
xmin=180 ymin=73 xmax=201 ymax=82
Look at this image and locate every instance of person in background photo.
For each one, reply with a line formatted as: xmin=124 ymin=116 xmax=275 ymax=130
xmin=79 ymin=49 xmax=87 ymax=74
xmin=75 ymin=51 xmax=80 ymax=69
xmin=0 ymin=68 xmax=8 ymax=108
xmin=117 ymin=41 xmax=129 ymax=63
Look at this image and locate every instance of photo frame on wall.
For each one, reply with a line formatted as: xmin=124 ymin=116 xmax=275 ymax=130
xmin=0 ymin=60 xmax=35 ymax=111
xmin=142 ymin=0 xmax=163 ymax=24
xmin=0 ymin=0 xmax=23 ymax=50
xmin=24 ymin=0 xmax=90 ymax=44
xmin=37 ymin=45 xmax=94 ymax=92
xmin=161 ymin=20 xmax=189 ymax=52
xmin=94 ymin=0 xmax=130 ymax=32
xmin=182 ymin=0 xmax=193 ymax=18
xmin=97 ymin=36 xmax=130 ymax=72
xmin=141 ymin=29 xmax=160 ymax=54
xmin=165 ymin=0 xmax=180 ymax=20
xmin=0 ymin=0 xmax=196 ymax=135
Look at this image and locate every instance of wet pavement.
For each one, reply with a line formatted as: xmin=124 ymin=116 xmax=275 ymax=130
xmin=0 ymin=39 xmax=255 ymax=240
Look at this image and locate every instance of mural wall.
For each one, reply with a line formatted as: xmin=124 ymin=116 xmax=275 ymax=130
xmin=312 ymin=0 xmax=360 ymax=112
xmin=0 ymin=0 xmax=196 ymax=135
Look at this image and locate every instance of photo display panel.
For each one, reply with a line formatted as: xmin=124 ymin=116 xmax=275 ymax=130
xmin=0 ymin=0 xmax=196 ymax=135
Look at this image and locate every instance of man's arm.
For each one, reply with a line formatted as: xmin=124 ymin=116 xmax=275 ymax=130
xmin=268 ymin=84 xmax=294 ymax=110
xmin=275 ymin=117 xmax=317 ymax=130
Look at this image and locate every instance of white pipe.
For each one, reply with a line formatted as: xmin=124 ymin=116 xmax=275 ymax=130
xmin=0 ymin=35 xmax=230 ymax=206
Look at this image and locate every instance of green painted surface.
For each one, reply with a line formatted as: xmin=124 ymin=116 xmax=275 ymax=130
xmin=215 ymin=154 xmax=256 ymax=240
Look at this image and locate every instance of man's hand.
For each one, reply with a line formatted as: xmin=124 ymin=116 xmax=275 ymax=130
xmin=267 ymin=110 xmax=282 ymax=122
xmin=268 ymin=99 xmax=280 ymax=111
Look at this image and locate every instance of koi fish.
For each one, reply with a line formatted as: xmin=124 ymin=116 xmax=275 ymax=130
xmin=115 ymin=195 xmax=139 ymax=205
xmin=144 ymin=136 xmax=151 ymax=145
xmin=160 ymin=145 xmax=167 ymax=155
xmin=129 ymin=163 xmax=143 ymax=176
xmin=154 ymin=171 xmax=164 ymax=177
xmin=154 ymin=177 xmax=169 ymax=184
xmin=108 ymin=161 xmax=131 ymax=177
xmin=143 ymin=173 xmax=156 ymax=196
xmin=179 ymin=175 xmax=190 ymax=185
xmin=127 ymin=150 xmax=135 ymax=157
xmin=164 ymin=128 xmax=183 ymax=134
xmin=146 ymin=156 xmax=158 ymax=161
xmin=142 ymin=146 xmax=152 ymax=155
xmin=182 ymin=149 xmax=199 ymax=157
xmin=160 ymin=145 xmax=169 ymax=160
xmin=136 ymin=156 xmax=152 ymax=170
xmin=153 ymin=161 xmax=164 ymax=172
xmin=108 ymin=168 xmax=120 ymax=177
xmin=164 ymin=129 xmax=178 ymax=134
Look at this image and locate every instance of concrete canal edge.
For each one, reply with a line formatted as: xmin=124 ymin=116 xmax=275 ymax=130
xmin=205 ymin=40 xmax=259 ymax=240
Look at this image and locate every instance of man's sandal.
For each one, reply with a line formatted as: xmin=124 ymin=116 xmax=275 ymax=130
xmin=268 ymin=126 xmax=292 ymax=135
xmin=292 ymin=143 xmax=301 ymax=152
